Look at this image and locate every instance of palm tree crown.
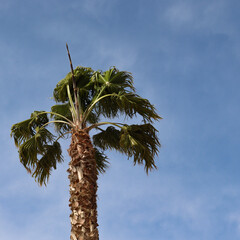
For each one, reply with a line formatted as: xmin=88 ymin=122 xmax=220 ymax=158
xmin=11 ymin=48 xmax=161 ymax=187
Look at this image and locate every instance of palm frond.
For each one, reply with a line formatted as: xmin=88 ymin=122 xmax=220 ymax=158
xmin=119 ymin=124 xmax=160 ymax=173
xmin=18 ymin=126 xmax=55 ymax=169
xmin=51 ymin=104 xmax=72 ymax=133
xmin=30 ymin=111 xmax=49 ymax=128
xmin=82 ymin=68 xmax=135 ymax=122
xmin=53 ymin=66 xmax=93 ymax=103
xmin=11 ymin=118 xmax=33 ymax=147
xmin=93 ymin=91 xmax=161 ymax=122
xmin=102 ymin=67 xmax=134 ymax=92
xmin=35 ymin=127 xmax=55 ymax=148
xmin=15 ymin=122 xmax=63 ymax=186
xmin=93 ymin=124 xmax=160 ymax=173
xmin=93 ymin=126 xmax=123 ymax=152
xmin=19 ymin=135 xmax=38 ymax=169
xmin=11 ymin=111 xmax=49 ymax=147
xmin=87 ymin=111 xmax=100 ymax=124
xmin=32 ymin=141 xmax=63 ymax=186
xmin=115 ymin=92 xmax=161 ymax=122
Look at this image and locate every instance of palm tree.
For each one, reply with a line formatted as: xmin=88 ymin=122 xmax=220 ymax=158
xmin=10 ymin=44 xmax=161 ymax=240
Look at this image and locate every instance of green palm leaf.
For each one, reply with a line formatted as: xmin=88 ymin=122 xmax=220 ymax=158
xmin=18 ymin=127 xmax=55 ymax=169
xmin=53 ymin=66 xmax=93 ymax=103
xmin=96 ymin=67 xmax=134 ymax=93
xmin=11 ymin=111 xmax=49 ymax=147
xmin=51 ymin=103 xmax=72 ymax=133
xmin=30 ymin=111 xmax=49 ymax=127
xmin=93 ymin=124 xmax=160 ymax=173
xmin=32 ymin=141 xmax=63 ymax=186
xmin=93 ymin=126 xmax=123 ymax=152
xmin=91 ymin=91 xmax=160 ymax=122
xmin=120 ymin=124 xmax=160 ymax=173
xmin=19 ymin=135 xmax=38 ymax=169
xmin=11 ymin=118 xmax=33 ymax=147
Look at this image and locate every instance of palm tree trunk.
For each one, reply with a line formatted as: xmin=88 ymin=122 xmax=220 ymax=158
xmin=68 ymin=129 xmax=99 ymax=240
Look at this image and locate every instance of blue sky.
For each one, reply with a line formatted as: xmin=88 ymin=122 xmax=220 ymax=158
xmin=1 ymin=0 xmax=240 ymax=239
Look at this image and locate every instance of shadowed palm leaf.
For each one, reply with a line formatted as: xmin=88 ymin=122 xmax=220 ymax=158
xmin=32 ymin=141 xmax=63 ymax=186
xmin=53 ymin=66 xmax=94 ymax=103
xmin=93 ymin=124 xmax=160 ymax=173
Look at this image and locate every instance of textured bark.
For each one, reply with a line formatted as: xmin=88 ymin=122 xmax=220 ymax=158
xmin=68 ymin=129 xmax=99 ymax=240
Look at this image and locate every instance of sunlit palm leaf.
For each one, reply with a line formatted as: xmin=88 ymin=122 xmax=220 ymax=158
xmin=99 ymin=67 xmax=133 ymax=89
xmin=102 ymin=67 xmax=134 ymax=91
xmin=89 ymin=68 xmax=134 ymax=103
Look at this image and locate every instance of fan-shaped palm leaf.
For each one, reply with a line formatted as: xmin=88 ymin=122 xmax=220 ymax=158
xmin=53 ymin=66 xmax=93 ymax=103
xmin=51 ymin=103 xmax=73 ymax=133
xmin=93 ymin=124 xmax=160 ymax=173
xmin=18 ymin=127 xmax=55 ymax=167
xmin=119 ymin=124 xmax=160 ymax=172
xmin=11 ymin=111 xmax=49 ymax=147
xmin=93 ymin=126 xmax=123 ymax=152
xmin=32 ymin=141 xmax=63 ymax=186
xmin=85 ymin=91 xmax=160 ymax=124
xmin=95 ymin=67 xmax=134 ymax=93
